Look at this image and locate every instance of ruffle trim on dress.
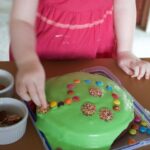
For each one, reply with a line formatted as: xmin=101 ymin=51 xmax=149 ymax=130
xmin=37 ymin=6 xmax=113 ymax=29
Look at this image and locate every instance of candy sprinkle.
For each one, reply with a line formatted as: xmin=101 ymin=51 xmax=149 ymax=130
xmin=89 ymin=87 xmax=102 ymax=97
xmin=99 ymin=108 xmax=113 ymax=121
xmin=37 ymin=106 xmax=49 ymax=113
xmin=81 ymin=102 xmax=96 ymax=116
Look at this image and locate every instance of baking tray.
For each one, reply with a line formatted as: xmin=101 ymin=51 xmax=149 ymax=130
xmin=26 ymin=66 xmax=150 ymax=150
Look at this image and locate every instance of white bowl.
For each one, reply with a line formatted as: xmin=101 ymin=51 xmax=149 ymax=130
xmin=0 ymin=97 xmax=28 ymax=145
xmin=0 ymin=69 xmax=14 ymax=97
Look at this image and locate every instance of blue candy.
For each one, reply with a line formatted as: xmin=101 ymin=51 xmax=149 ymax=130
xmin=84 ymin=80 xmax=91 ymax=84
xmin=139 ymin=126 xmax=147 ymax=133
xmin=147 ymin=128 xmax=150 ymax=135
xmin=106 ymin=85 xmax=113 ymax=91
xmin=96 ymin=81 xmax=103 ymax=86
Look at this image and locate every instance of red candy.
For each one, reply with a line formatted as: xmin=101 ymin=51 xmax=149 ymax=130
xmin=112 ymin=93 xmax=119 ymax=99
xmin=67 ymin=84 xmax=75 ymax=89
xmin=72 ymin=96 xmax=80 ymax=102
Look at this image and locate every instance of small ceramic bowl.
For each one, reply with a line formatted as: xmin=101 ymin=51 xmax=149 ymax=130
xmin=0 ymin=97 xmax=28 ymax=145
xmin=0 ymin=69 xmax=14 ymax=97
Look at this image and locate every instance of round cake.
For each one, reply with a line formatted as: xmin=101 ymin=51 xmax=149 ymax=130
xmin=36 ymin=72 xmax=134 ymax=150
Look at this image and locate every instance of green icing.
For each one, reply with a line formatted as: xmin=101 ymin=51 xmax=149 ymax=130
xmin=36 ymin=72 xmax=134 ymax=150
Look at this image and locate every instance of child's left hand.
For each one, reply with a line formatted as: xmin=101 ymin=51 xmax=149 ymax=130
xmin=117 ymin=51 xmax=150 ymax=80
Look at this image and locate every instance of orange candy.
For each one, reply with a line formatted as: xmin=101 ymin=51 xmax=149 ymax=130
xmin=64 ymin=98 xmax=72 ymax=105
xmin=74 ymin=79 xmax=80 ymax=84
xmin=128 ymin=138 xmax=136 ymax=145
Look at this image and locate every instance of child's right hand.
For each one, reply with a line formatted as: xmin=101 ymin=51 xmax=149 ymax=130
xmin=15 ymin=61 xmax=48 ymax=108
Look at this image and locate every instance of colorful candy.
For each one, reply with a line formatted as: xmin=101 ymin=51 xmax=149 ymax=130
xmin=140 ymin=120 xmax=148 ymax=127
xmin=134 ymin=115 xmax=141 ymax=123
xmin=139 ymin=126 xmax=147 ymax=133
xmin=147 ymin=128 xmax=150 ymax=135
xmin=74 ymin=79 xmax=80 ymax=84
xmin=57 ymin=101 xmax=64 ymax=107
xmin=49 ymin=101 xmax=57 ymax=108
xmin=84 ymin=80 xmax=91 ymax=84
xmin=67 ymin=84 xmax=75 ymax=89
xmin=129 ymin=129 xmax=137 ymax=135
xmin=112 ymin=93 xmax=119 ymax=99
xmin=64 ymin=98 xmax=72 ymax=105
xmin=128 ymin=138 xmax=136 ymax=145
xmin=72 ymin=96 xmax=80 ymax=102
xmin=113 ymin=105 xmax=120 ymax=111
xmin=96 ymin=81 xmax=103 ymax=86
xmin=67 ymin=90 xmax=74 ymax=95
xmin=131 ymin=124 xmax=139 ymax=130
xmin=113 ymin=99 xmax=120 ymax=106
xmin=106 ymin=85 xmax=113 ymax=91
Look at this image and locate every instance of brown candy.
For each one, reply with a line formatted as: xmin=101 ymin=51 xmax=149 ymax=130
xmin=81 ymin=102 xmax=96 ymax=116
xmin=113 ymin=105 xmax=120 ymax=111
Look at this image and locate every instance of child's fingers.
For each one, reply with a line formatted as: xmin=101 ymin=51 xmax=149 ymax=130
xmin=27 ymin=82 xmax=41 ymax=106
xmin=137 ymin=66 xmax=146 ymax=80
xmin=131 ymin=66 xmax=140 ymax=78
xmin=145 ymin=68 xmax=150 ymax=80
xmin=120 ymin=66 xmax=133 ymax=75
xmin=36 ymin=82 xmax=48 ymax=108
xmin=16 ymin=82 xmax=31 ymax=101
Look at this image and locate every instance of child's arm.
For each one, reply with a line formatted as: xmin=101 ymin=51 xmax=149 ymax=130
xmin=10 ymin=0 xmax=47 ymax=108
xmin=114 ymin=0 xmax=150 ymax=80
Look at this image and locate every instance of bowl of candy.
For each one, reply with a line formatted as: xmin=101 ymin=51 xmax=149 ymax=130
xmin=0 ymin=69 xmax=14 ymax=97
xmin=0 ymin=97 xmax=28 ymax=145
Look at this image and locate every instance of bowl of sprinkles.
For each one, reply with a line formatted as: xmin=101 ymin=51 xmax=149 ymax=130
xmin=0 ymin=69 xmax=14 ymax=97
xmin=0 ymin=97 xmax=28 ymax=145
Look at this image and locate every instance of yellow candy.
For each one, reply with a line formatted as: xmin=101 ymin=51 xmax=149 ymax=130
xmin=140 ymin=120 xmax=148 ymax=127
xmin=49 ymin=101 xmax=57 ymax=108
xmin=129 ymin=129 xmax=137 ymax=135
xmin=74 ymin=79 xmax=80 ymax=84
xmin=113 ymin=99 xmax=120 ymax=106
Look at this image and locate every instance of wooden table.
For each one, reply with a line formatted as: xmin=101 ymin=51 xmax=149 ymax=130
xmin=0 ymin=58 xmax=150 ymax=150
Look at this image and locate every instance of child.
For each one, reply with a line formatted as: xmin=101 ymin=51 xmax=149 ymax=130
xmin=10 ymin=0 xmax=150 ymax=108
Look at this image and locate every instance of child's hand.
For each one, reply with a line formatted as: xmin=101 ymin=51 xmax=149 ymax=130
xmin=117 ymin=51 xmax=150 ymax=80
xmin=15 ymin=61 xmax=48 ymax=108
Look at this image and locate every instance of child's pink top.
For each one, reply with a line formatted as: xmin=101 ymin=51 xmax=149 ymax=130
xmin=36 ymin=0 xmax=116 ymax=59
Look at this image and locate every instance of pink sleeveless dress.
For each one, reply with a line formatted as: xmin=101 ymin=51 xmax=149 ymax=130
xmin=36 ymin=0 xmax=116 ymax=59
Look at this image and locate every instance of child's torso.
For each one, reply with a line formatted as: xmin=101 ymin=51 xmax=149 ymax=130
xmin=36 ymin=0 xmax=116 ymax=59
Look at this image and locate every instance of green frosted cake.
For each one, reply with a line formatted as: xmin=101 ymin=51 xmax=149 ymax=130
xmin=36 ymin=72 xmax=134 ymax=150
